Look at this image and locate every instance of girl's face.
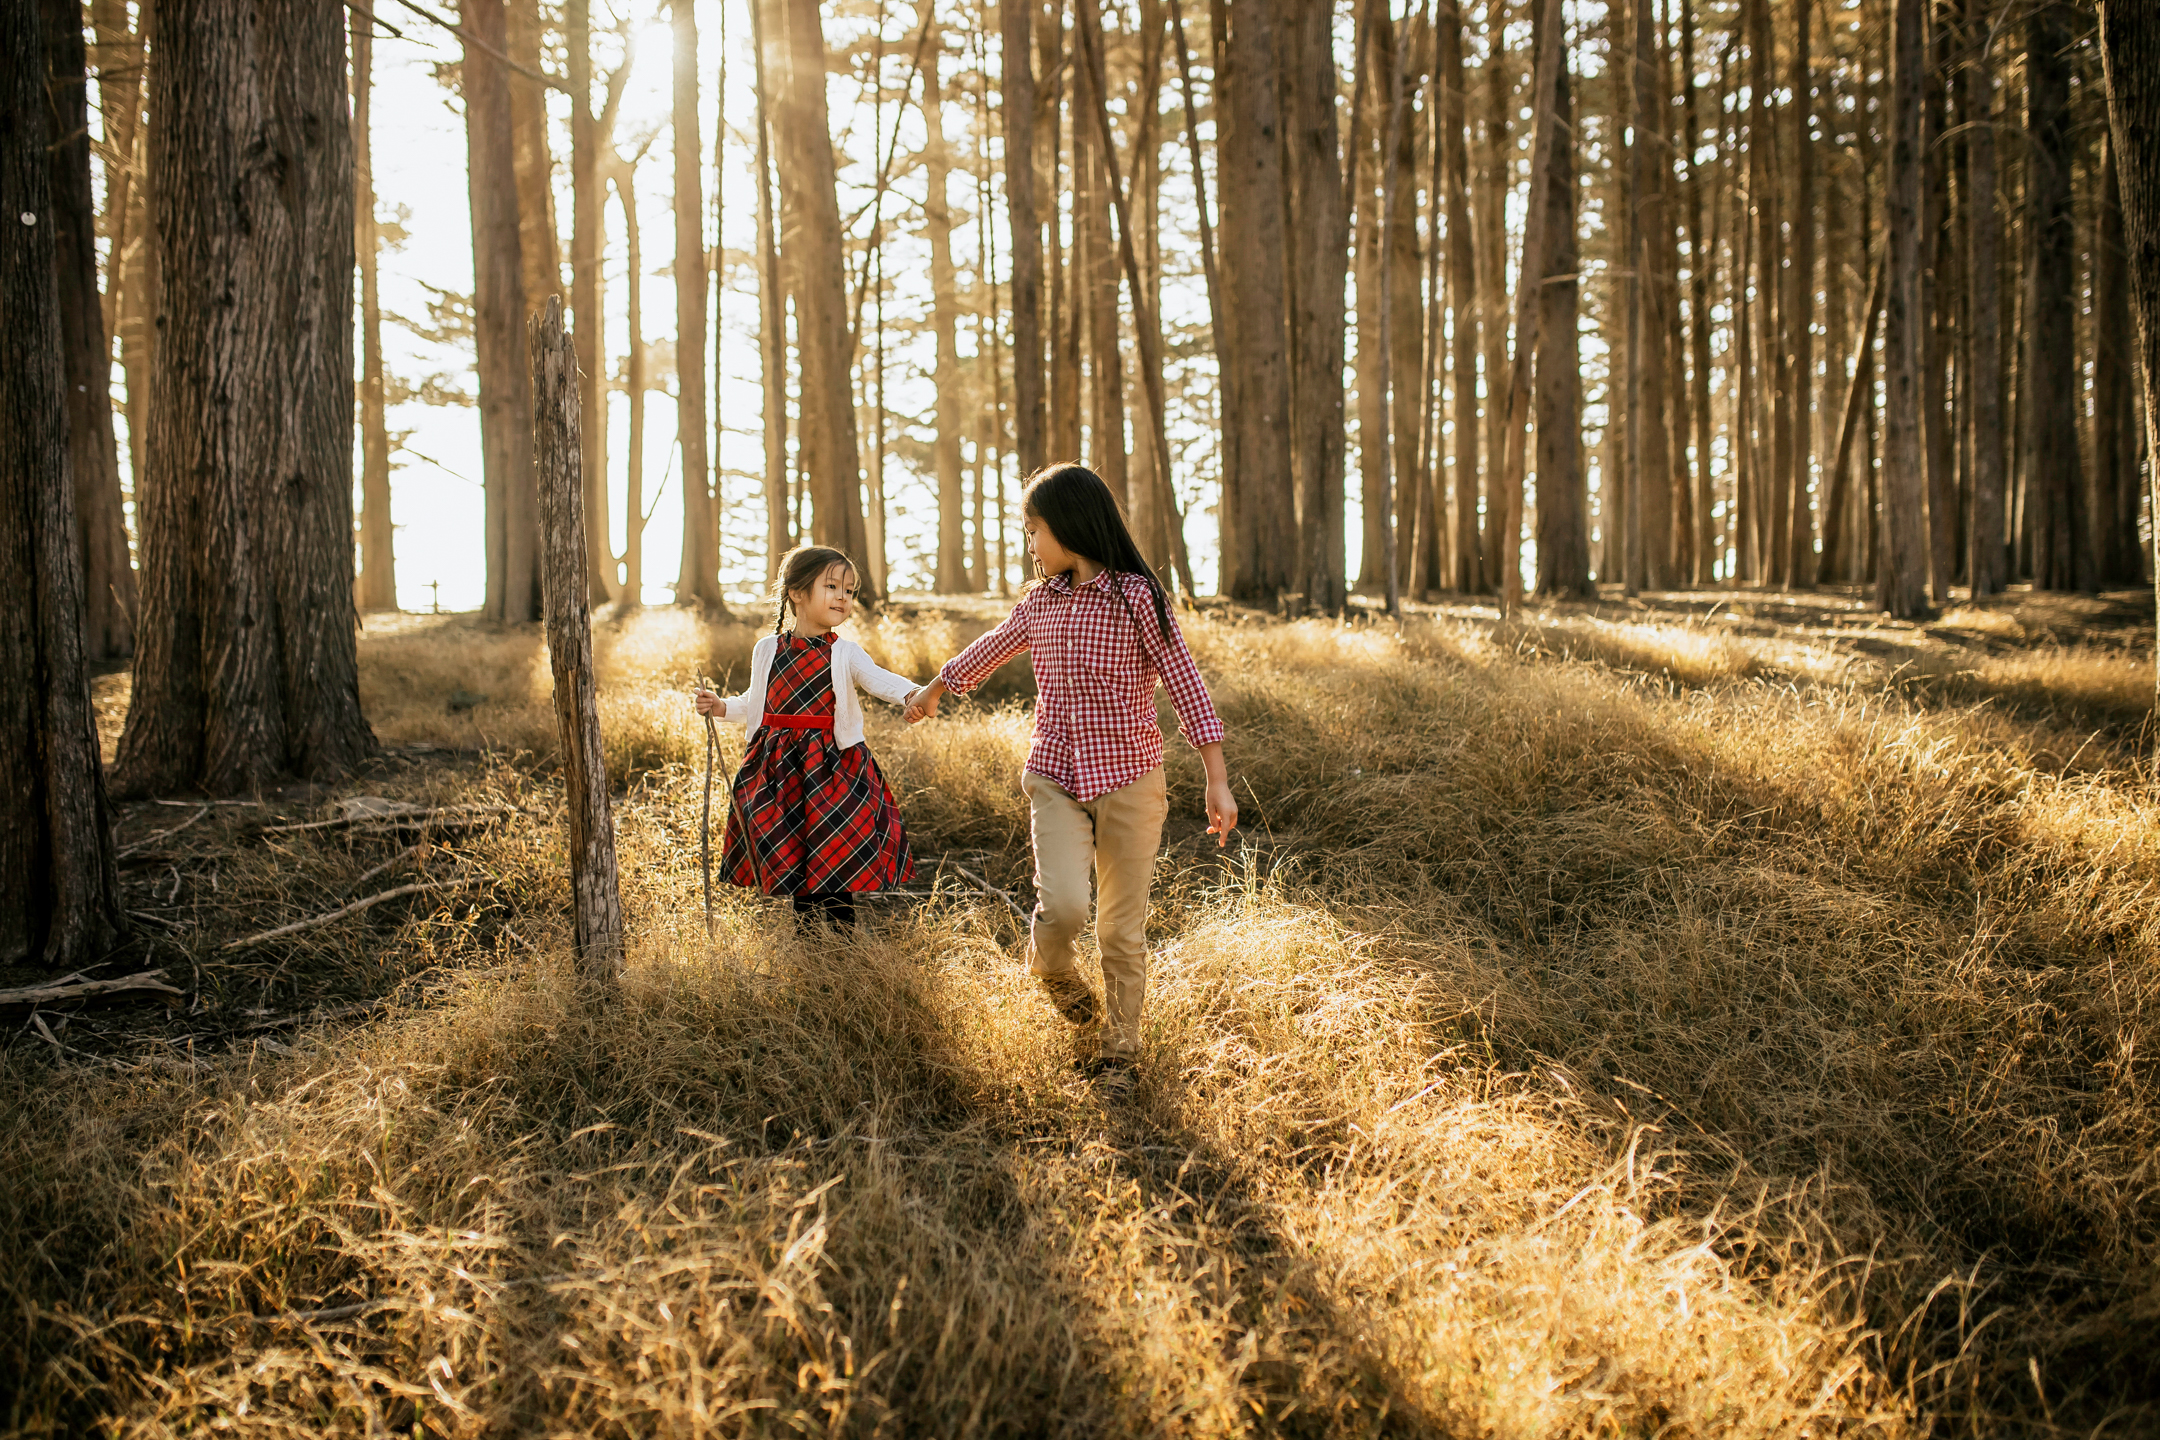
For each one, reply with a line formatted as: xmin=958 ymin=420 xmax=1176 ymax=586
xmin=788 ymin=563 xmax=856 ymax=635
xmin=1024 ymin=515 xmax=1081 ymax=578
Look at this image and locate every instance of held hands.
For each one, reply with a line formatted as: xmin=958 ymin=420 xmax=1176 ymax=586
xmin=903 ymin=680 xmax=945 ymax=725
xmin=1204 ymin=778 xmax=1240 ymax=849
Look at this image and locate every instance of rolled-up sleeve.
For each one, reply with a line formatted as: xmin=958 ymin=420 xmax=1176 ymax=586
xmin=939 ymin=600 xmax=1033 ymax=695
xmin=1139 ymin=610 xmax=1225 ymax=749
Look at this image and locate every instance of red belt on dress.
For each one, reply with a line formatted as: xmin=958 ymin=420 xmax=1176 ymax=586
xmin=762 ymin=712 xmax=833 ymax=730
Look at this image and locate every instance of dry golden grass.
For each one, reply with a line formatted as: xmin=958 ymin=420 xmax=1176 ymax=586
xmin=8 ymin=589 xmax=2158 ymax=1436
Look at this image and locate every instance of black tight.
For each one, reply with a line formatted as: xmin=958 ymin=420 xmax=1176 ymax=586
xmin=790 ymin=891 xmax=857 ymax=931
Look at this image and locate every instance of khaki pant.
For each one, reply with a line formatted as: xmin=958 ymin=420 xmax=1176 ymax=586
xmin=1023 ymin=767 xmax=1167 ymax=1058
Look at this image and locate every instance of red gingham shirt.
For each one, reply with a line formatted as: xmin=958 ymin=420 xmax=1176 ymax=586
xmin=939 ymin=570 xmax=1226 ymax=802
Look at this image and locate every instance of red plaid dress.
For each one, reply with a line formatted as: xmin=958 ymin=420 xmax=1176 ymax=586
xmin=719 ymin=633 xmax=916 ymax=895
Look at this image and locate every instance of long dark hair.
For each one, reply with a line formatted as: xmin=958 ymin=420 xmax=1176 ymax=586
xmin=1022 ymin=464 xmax=1174 ymax=641
xmin=770 ymin=544 xmax=857 ymax=635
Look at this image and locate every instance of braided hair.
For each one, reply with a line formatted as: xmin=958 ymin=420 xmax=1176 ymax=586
xmin=771 ymin=545 xmax=858 ymax=635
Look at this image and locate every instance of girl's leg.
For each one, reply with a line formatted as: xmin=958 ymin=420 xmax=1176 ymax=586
xmin=791 ymin=891 xmax=857 ymax=931
xmin=1022 ymin=772 xmax=1100 ymax=1023
xmin=1087 ymin=768 xmax=1168 ymax=1058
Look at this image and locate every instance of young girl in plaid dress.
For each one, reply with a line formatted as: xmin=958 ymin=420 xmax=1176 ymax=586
xmin=694 ymin=546 xmax=919 ymax=931
xmin=906 ymin=465 xmax=1239 ymax=1097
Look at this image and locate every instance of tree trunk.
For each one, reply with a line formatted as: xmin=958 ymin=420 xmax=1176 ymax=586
xmin=42 ymin=0 xmax=137 ymax=661
xmin=1478 ymin=0 xmax=1509 ymax=574
xmin=530 ymin=297 xmax=623 ymax=982
xmin=2022 ymin=0 xmax=2088 ymax=592
xmin=2 ymin=0 xmax=125 ymax=968
xmin=1214 ymin=0 xmax=1296 ymax=602
xmin=1074 ymin=0 xmax=1127 ymax=520
xmin=1785 ymin=0 xmax=1815 ymax=588
xmin=2095 ymin=132 xmax=2139 ymax=585
xmin=1047 ymin=3 xmax=1081 ymax=464
xmin=464 ymin=0 xmax=538 ymax=624
xmin=751 ymin=0 xmax=788 ymax=581
xmin=1384 ymin=12 xmax=1426 ymax=604
xmin=672 ymin=0 xmax=718 ymax=607
xmin=1440 ymin=0 xmax=1481 ymax=592
xmin=921 ymin=5 xmax=971 ymax=592
xmin=1922 ymin=33 xmax=1953 ymax=600
xmin=116 ymin=0 xmax=375 ymax=795
xmin=1003 ymin=0 xmax=1045 ymax=477
xmin=352 ymin=9 xmax=396 ymax=613
xmin=1683 ymin=0 xmax=1717 ymax=585
xmin=569 ymin=0 xmax=611 ymax=603
xmin=611 ymin=156 xmax=647 ymax=605
xmin=2096 ymin=1 xmax=2160 ymax=691
xmin=1880 ymin=0 xmax=1931 ymax=619
xmin=1412 ymin=14 xmax=1447 ymax=598
xmin=1662 ymin=13 xmax=1694 ymax=589
xmin=1534 ymin=0 xmax=1587 ymax=598
xmin=1284 ymin=0 xmax=1347 ymax=614
xmin=1818 ymin=259 xmax=1885 ymax=583
xmin=774 ymin=0 xmax=872 ymax=590
xmin=1352 ymin=27 xmax=1387 ymax=589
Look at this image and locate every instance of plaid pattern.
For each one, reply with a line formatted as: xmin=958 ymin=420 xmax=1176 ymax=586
xmin=720 ymin=633 xmax=916 ymax=895
xmin=939 ymin=570 xmax=1225 ymax=803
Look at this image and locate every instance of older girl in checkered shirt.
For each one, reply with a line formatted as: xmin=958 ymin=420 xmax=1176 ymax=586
xmin=906 ymin=464 xmax=1237 ymax=1099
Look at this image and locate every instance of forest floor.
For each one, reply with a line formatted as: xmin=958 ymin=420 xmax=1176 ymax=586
xmin=4 ymin=583 xmax=2157 ymax=1437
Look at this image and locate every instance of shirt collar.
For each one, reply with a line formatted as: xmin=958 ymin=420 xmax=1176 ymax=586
xmin=1045 ymin=569 xmax=1112 ymax=595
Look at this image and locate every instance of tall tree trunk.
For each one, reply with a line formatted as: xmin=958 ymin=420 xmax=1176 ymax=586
xmin=1047 ymin=2 xmax=1081 ymax=464
xmin=2095 ymin=132 xmax=2139 ymax=584
xmin=352 ymin=9 xmax=396 ymax=613
xmin=1384 ymin=12 xmax=1426 ymax=604
xmin=1662 ymin=9 xmax=1695 ymax=588
xmin=1412 ymin=13 xmax=1447 ymax=598
xmin=1074 ymin=0 xmax=1127 ymax=520
xmin=1284 ymin=0 xmax=1348 ymax=613
xmin=923 ymin=7 xmax=971 ymax=591
xmin=90 ymin=0 xmax=149 ymax=511
xmin=115 ymin=0 xmax=374 ymax=794
xmin=2 ymin=0 xmax=124 ymax=967
xmin=1353 ymin=28 xmax=1388 ymax=590
xmin=2022 ymin=0 xmax=2087 ymax=592
xmin=1785 ymin=0 xmax=1815 ymax=588
xmin=1003 ymin=0 xmax=1045 ymax=478
xmin=752 ymin=0 xmax=788 ymax=581
xmin=1818 ymin=259 xmax=1886 ymax=583
xmin=1969 ymin=0 xmax=2013 ymax=595
xmin=1682 ymin=0 xmax=1716 ymax=584
xmin=1623 ymin=0 xmax=1672 ymax=590
xmin=1880 ymin=0 xmax=1931 ymax=618
xmin=611 ymin=157 xmax=646 ymax=605
xmin=773 ymin=0 xmax=872 ymax=590
xmin=43 ymin=0 xmax=136 ymax=657
xmin=673 ymin=0 xmax=718 ymax=606
xmin=1534 ymin=0 xmax=1586 ymax=597
xmin=2095 ymin=0 xmax=2160 ymax=691
xmin=465 ymin=0 xmax=537 ymax=624
xmin=1747 ymin=0 xmax=1789 ymax=586
xmin=568 ymin=0 xmax=613 ymax=605
xmin=1440 ymin=0 xmax=1481 ymax=592
xmin=1477 ymin=0 xmax=1509 ymax=573
xmin=1922 ymin=26 xmax=1953 ymax=599
xmin=1215 ymin=0 xmax=1296 ymax=602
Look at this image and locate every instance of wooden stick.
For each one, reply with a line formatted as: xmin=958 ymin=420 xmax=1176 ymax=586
xmin=948 ymin=862 xmax=1029 ymax=922
xmin=259 ymin=804 xmax=517 ymax=837
xmin=0 ymin=969 xmax=184 ymax=1006
xmin=220 ymin=880 xmax=475 ymax=952
xmin=117 ymin=804 xmax=209 ymax=857
xmin=700 ymin=701 xmax=719 ymax=937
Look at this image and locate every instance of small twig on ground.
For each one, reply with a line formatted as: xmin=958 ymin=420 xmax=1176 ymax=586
xmin=117 ymin=805 xmax=209 ymax=858
xmin=251 ymin=1299 xmax=397 ymax=1326
xmin=0 ymin=970 xmax=185 ymax=1007
xmin=235 ymin=1001 xmax=384 ymax=1033
xmin=127 ymin=909 xmax=187 ymax=932
xmin=221 ymin=879 xmax=481 ymax=952
xmin=947 ymin=863 xmax=1029 ymax=922
xmin=260 ymin=804 xmax=518 ymax=838
xmin=353 ymin=843 xmax=429 ymax=889
xmin=150 ymin=797 xmax=263 ymax=809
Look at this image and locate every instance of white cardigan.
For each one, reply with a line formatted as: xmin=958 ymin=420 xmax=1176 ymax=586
xmin=719 ymin=633 xmax=918 ymax=749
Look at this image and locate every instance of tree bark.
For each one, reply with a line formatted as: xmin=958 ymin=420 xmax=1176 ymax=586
xmin=774 ymin=0 xmax=873 ymax=591
xmin=464 ymin=0 xmax=538 ymax=624
xmin=2095 ymin=131 xmax=2139 ymax=585
xmin=568 ymin=0 xmax=613 ymax=605
xmin=1073 ymin=0 xmax=1127 ymax=520
xmin=43 ymin=0 xmax=137 ymax=660
xmin=921 ymin=6 xmax=971 ymax=591
xmin=2022 ymin=0 xmax=2087 ymax=592
xmin=751 ymin=0 xmax=788 ymax=581
xmin=1785 ymin=0 xmax=1815 ymax=588
xmin=1477 ymin=0 xmax=1508 ymax=574
xmin=1214 ymin=0 xmax=1296 ymax=602
xmin=1880 ymin=0 xmax=1931 ymax=618
xmin=1352 ymin=15 xmax=1387 ymax=589
xmin=1682 ymin=0 xmax=1716 ymax=584
xmin=530 ymin=297 xmax=623 ymax=982
xmin=115 ymin=0 xmax=375 ymax=795
xmin=1747 ymin=0 xmax=1788 ymax=586
xmin=1046 ymin=2 xmax=1081 ymax=463
xmin=1440 ymin=0 xmax=1481 ymax=592
xmin=2 ymin=0 xmax=125 ymax=968
xmin=1818 ymin=258 xmax=1885 ymax=584
xmin=673 ymin=0 xmax=719 ymax=607
xmin=1534 ymin=0 xmax=1587 ymax=598
xmin=611 ymin=155 xmax=647 ymax=605
xmin=1003 ymin=0 xmax=1045 ymax=477
xmin=352 ymin=9 xmax=396 ymax=612
xmin=1284 ymin=0 xmax=1347 ymax=613
xmin=1383 ymin=11 xmax=1426 ymax=606
xmin=2096 ymin=0 xmax=2160 ymax=691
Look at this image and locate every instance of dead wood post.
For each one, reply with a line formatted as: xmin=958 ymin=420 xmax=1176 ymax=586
xmin=531 ymin=296 xmax=624 ymax=980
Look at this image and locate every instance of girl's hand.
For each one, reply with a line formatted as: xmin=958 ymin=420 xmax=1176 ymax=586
xmin=1205 ymin=779 xmax=1239 ymax=848
xmin=904 ymin=679 xmax=945 ymax=724
xmin=693 ymin=688 xmax=723 ymax=718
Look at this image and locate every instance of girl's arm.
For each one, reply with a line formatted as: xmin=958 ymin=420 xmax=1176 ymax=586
xmin=1197 ymin=742 xmax=1238 ymax=848
xmin=847 ymin=644 xmax=920 ymax=710
xmin=906 ymin=599 xmax=1033 ymax=721
xmin=1132 ymin=595 xmax=1236 ymax=846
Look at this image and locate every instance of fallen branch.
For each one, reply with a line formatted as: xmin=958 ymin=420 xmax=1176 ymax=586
xmin=252 ymin=1298 xmax=397 ymax=1326
xmin=118 ymin=805 xmax=209 ymax=858
xmin=221 ymin=879 xmax=480 ymax=952
xmin=948 ymin=863 xmax=1029 ymax=922
xmin=0 ymin=969 xmax=184 ymax=1007
xmin=260 ymin=804 xmax=518 ymax=838
xmin=352 ymin=843 xmax=428 ymax=889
